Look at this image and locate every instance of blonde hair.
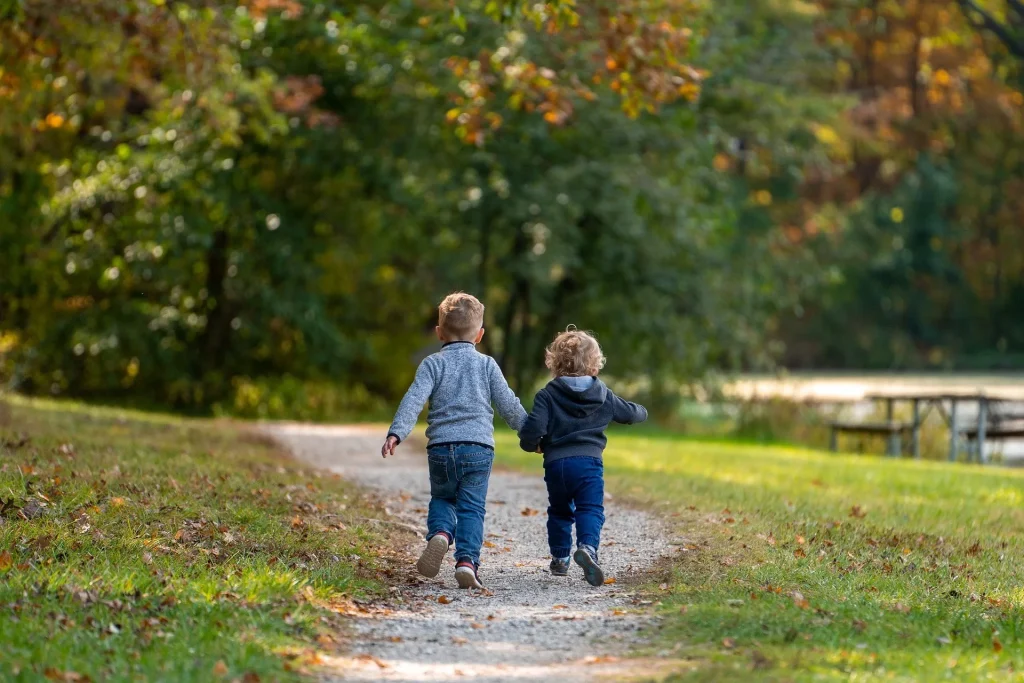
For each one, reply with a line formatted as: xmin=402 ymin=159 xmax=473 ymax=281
xmin=438 ymin=292 xmax=485 ymax=340
xmin=545 ymin=327 xmax=606 ymax=377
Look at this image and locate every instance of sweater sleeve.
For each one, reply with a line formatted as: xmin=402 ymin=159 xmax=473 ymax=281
xmin=610 ymin=392 xmax=648 ymax=425
xmin=519 ymin=390 xmax=550 ymax=452
xmin=488 ymin=358 xmax=528 ymax=432
xmin=387 ymin=359 xmax=436 ymax=442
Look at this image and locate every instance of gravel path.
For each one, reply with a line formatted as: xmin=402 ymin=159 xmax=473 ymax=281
xmin=267 ymin=423 xmax=674 ymax=682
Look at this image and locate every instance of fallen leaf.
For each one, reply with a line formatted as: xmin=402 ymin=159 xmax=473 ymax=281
xmin=553 ymin=604 xmax=568 ymax=609
xmin=852 ymin=619 xmax=867 ymax=632
xmin=212 ymin=661 xmax=228 ymax=676
xmin=793 ymin=548 xmax=807 ymax=558
xmin=241 ymin=674 xmax=261 ymax=683
xmin=791 ymin=591 xmax=810 ymax=609
xmin=796 ymin=535 xmax=806 ymax=545
xmin=451 ymin=636 xmax=468 ymax=645
xmin=388 ymin=636 xmax=403 ymax=642
xmin=583 ymin=655 xmax=620 ymax=664
xmin=603 ymin=577 xmax=616 ymax=585
xmin=967 ymin=542 xmax=982 ymax=556
xmin=483 ymin=541 xmax=497 ymax=548
xmin=471 ymin=622 xmax=484 ymax=629
xmin=993 ymin=638 xmax=1003 ymax=653
xmin=849 ymin=505 xmax=867 ymax=519
xmin=520 ymin=507 xmax=539 ymax=517
xmin=110 ymin=497 xmax=126 ymax=508
xmin=0 ymin=551 xmax=12 ymax=571
xmin=722 ymin=637 xmax=736 ymax=649
xmin=438 ymin=595 xmax=452 ymax=604
xmin=290 ymin=516 xmax=305 ymax=529
xmin=142 ymin=552 xmax=153 ymax=565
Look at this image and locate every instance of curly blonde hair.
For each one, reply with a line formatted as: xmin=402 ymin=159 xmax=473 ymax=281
xmin=438 ymin=292 xmax=485 ymax=340
xmin=545 ymin=328 xmax=606 ymax=377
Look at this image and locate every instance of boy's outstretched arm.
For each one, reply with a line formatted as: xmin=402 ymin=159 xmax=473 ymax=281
xmin=611 ymin=393 xmax=648 ymax=425
xmin=487 ymin=358 xmax=528 ymax=432
xmin=382 ymin=359 xmax=436 ymax=457
xmin=519 ymin=390 xmax=550 ymax=453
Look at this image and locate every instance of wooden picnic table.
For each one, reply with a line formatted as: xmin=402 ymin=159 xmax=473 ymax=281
xmin=862 ymin=392 xmax=1022 ymax=463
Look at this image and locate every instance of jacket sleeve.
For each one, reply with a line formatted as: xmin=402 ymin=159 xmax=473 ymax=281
xmin=488 ymin=358 xmax=528 ymax=432
xmin=610 ymin=392 xmax=648 ymax=425
xmin=518 ymin=390 xmax=550 ymax=453
xmin=387 ymin=359 xmax=436 ymax=442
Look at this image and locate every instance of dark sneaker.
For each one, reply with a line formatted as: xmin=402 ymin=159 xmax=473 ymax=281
xmin=549 ymin=557 xmax=570 ymax=576
xmin=455 ymin=560 xmax=483 ymax=589
xmin=573 ymin=544 xmax=605 ymax=587
xmin=416 ymin=533 xmax=450 ymax=578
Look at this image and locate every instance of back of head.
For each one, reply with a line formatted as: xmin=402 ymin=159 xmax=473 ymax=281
xmin=438 ymin=292 xmax=485 ymax=341
xmin=545 ymin=328 xmax=606 ymax=377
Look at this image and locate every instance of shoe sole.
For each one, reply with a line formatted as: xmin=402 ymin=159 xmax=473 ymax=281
xmin=550 ymin=569 xmax=568 ymax=577
xmin=573 ymin=548 xmax=605 ymax=587
xmin=455 ymin=566 xmax=483 ymax=589
xmin=416 ymin=535 xmax=449 ymax=578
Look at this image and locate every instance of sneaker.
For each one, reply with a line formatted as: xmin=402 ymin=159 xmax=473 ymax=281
xmin=455 ymin=560 xmax=484 ymax=589
xmin=573 ymin=544 xmax=605 ymax=587
xmin=416 ymin=533 xmax=450 ymax=578
xmin=549 ymin=557 xmax=571 ymax=576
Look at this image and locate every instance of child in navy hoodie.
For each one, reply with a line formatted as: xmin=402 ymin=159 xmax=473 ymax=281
xmin=518 ymin=328 xmax=647 ymax=586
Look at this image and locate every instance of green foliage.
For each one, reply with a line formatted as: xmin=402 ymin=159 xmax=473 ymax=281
xmin=0 ymin=0 xmax=834 ymax=414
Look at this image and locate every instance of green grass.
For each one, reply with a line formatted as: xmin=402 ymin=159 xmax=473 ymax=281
xmin=494 ymin=428 xmax=1024 ymax=682
xmin=0 ymin=397 xmax=396 ymax=682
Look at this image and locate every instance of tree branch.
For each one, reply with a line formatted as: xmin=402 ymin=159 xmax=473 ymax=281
xmin=957 ymin=0 xmax=1024 ymax=59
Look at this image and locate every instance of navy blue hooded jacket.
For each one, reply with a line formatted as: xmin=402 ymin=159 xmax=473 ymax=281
xmin=518 ymin=376 xmax=647 ymax=465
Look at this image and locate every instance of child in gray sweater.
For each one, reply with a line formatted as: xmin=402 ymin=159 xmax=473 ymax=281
xmin=382 ymin=292 xmax=527 ymax=588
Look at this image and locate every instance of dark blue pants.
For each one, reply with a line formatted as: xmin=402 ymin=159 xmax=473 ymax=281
xmin=426 ymin=443 xmax=494 ymax=566
xmin=544 ymin=456 xmax=605 ymax=558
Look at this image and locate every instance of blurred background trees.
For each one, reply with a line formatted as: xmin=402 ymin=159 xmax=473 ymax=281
xmin=1 ymin=0 xmax=1022 ymax=419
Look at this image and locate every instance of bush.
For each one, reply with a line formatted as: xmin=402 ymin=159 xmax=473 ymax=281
xmin=217 ymin=376 xmax=388 ymax=423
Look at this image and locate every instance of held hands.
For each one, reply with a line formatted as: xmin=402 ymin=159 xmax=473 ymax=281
xmin=381 ymin=435 xmax=399 ymax=458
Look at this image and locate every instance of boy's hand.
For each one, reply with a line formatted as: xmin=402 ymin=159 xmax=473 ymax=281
xmin=535 ymin=446 xmax=543 ymax=454
xmin=381 ymin=435 xmax=399 ymax=458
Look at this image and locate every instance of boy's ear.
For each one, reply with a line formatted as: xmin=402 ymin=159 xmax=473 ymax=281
xmin=435 ymin=326 xmax=445 ymax=342
xmin=475 ymin=328 xmax=485 ymax=344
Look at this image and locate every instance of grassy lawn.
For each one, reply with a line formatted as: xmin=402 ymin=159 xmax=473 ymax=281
xmin=494 ymin=428 xmax=1024 ymax=682
xmin=0 ymin=397 xmax=395 ymax=682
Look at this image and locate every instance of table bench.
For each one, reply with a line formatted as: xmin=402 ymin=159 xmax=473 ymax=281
xmin=829 ymin=421 xmax=912 ymax=456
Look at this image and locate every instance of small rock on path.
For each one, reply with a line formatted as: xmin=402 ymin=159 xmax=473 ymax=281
xmin=267 ymin=423 xmax=673 ymax=682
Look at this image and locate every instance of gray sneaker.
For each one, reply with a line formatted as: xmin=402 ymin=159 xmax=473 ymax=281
xmin=416 ymin=534 xmax=449 ymax=578
xmin=549 ymin=557 xmax=570 ymax=576
xmin=573 ymin=544 xmax=605 ymax=587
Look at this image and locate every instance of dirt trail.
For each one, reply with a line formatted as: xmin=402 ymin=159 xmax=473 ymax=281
xmin=267 ymin=424 xmax=676 ymax=682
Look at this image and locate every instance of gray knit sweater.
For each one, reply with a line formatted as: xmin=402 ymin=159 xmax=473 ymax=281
xmin=387 ymin=341 xmax=527 ymax=448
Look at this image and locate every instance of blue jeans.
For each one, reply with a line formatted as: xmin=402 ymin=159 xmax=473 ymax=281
xmin=426 ymin=443 xmax=494 ymax=566
xmin=544 ymin=456 xmax=605 ymax=558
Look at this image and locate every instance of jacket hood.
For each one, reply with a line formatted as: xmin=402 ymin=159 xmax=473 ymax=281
xmin=548 ymin=377 xmax=607 ymax=418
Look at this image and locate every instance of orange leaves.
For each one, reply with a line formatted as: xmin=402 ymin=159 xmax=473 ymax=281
xmin=520 ymin=507 xmax=540 ymax=516
xmin=0 ymin=550 xmax=12 ymax=571
xmin=791 ymin=591 xmax=810 ymax=610
xmin=244 ymin=0 xmax=303 ymax=20
xmin=437 ymin=595 xmax=452 ymax=604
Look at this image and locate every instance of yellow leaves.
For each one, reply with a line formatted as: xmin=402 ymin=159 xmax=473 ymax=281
xmin=44 ymin=113 xmax=65 ymax=129
xmin=934 ymin=69 xmax=951 ymax=86
xmin=754 ymin=190 xmax=773 ymax=206
xmin=603 ymin=577 xmax=616 ymax=585
xmin=890 ymin=207 xmax=904 ymax=223
xmin=110 ymin=497 xmax=127 ymax=508
xmin=677 ymin=82 xmax=700 ymax=101
xmin=543 ymin=111 xmax=560 ymax=124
